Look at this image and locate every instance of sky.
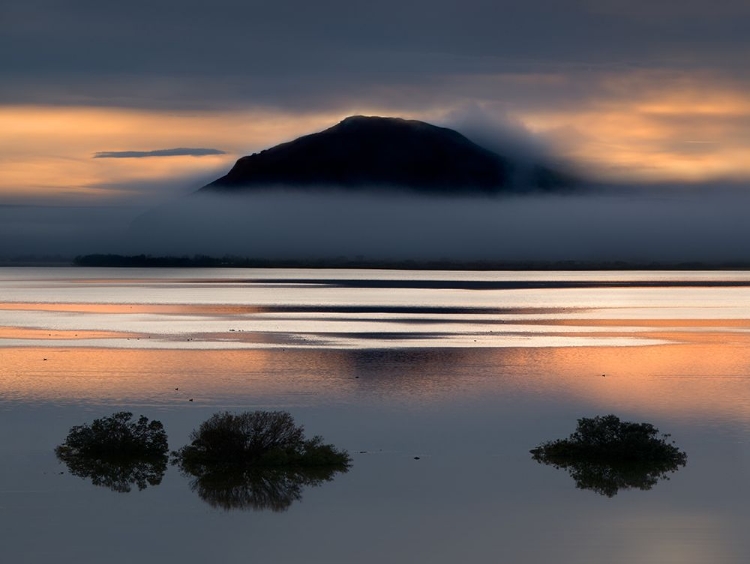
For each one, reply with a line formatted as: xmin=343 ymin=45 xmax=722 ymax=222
xmin=1 ymin=0 xmax=750 ymax=259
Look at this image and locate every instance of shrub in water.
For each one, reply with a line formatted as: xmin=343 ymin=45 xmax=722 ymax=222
xmin=531 ymin=414 xmax=687 ymax=497
xmin=55 ymin=412 xmax=169 ymax=492
xmin=172 ymin=410 xmax=351 ymax=511
xmin=172 ymin=410 xmax=351 ymax=469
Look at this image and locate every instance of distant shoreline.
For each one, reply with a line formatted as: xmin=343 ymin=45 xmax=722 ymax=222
xmin=1 ymin=253 xmax=743 ymax=270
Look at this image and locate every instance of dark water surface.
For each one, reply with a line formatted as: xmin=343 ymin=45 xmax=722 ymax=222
xmin=2 ymin=268 xmax=750 ymax=563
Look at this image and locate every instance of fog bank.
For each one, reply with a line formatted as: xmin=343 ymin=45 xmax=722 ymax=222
xmin=3 ymin=186 xmax=750 ymax=264
xmin=130 ymin=188 xmax=750 ymax=263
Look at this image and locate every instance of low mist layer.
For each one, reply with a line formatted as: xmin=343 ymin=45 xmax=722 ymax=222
xmin=4 ymin=185 xmax=750 ymax=264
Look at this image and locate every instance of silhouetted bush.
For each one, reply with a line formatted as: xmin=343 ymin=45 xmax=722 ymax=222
xmin=531 ymin=415 xmax=687 ymax=463
xmin=531 ymin=414 xmax=687 ymax=497
xmin=55 ymin=412 xmax=169 ymax=492
xmin=172 ymin=411 xmax=351 ymax=511
xmin=172 ymin=411 xmax=351 ymax=469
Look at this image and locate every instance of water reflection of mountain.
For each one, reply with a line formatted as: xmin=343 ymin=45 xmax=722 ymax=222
xmin=181 ymin=466 xmax=347 ymax=512
xmin=57 ymin=454 xmax=168 ymax=493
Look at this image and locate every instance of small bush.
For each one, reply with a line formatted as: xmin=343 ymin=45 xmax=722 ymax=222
xmin=531 ymin=415 xmax=687 ymax=464
xmin=172 ymin=411 xmax=351 ymax=470
xmin=531 ymin=415 xmax=687 ymax=497
xmin=172 ymin=411 xmax=351 ymax=511
xmin=55 ymin=412 xmax=168 ymax=492
xmin=56 ymin=411 xmax=168 ymax=459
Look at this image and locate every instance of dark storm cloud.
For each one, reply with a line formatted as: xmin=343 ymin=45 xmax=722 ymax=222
xmin=93 ymin=148 xmax=226 ymax=159
xmin=1 ymin=0 xmax=748 ymax=111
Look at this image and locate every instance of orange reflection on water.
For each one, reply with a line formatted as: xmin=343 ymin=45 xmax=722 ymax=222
xmin=505 ymin=338 xmax=750 ymax=423
xmin=0 ymin=347 xmax=357 ymax=406
xmin=547 ymin=318 xmax=750 ymax=329
xmin=0 ymin=327 xmax=134 ymax=340
xmin=3 ymin=335 xmax=750 ymax=426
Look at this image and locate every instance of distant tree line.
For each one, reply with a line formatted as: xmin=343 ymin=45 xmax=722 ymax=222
xmin=74 ymin=254 xmax=243 ymax=267
xmin=72 ymin=253 xmax=750 ymax=270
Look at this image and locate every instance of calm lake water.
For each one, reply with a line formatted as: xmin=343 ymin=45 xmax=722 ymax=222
xmin=3 ymin=267 xmax=750 ymax=563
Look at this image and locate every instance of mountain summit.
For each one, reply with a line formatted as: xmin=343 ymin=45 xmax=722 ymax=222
xmin=200 ymin=116 xmax=573 ymax=195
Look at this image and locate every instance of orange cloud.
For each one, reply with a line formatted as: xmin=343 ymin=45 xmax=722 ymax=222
xmin=3 ymin=70 xmax=750 ymax=204
xmin=0 ymin=106 xmax=346 ymax=201
xmin=519 ymin=70 xmax=750 ymax=182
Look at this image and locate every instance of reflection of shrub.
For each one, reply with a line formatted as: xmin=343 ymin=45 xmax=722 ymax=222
xmin=531 ymin=415 xmax=687 ymax=497
xmin=172 ymin=411 xmax=351 ymax=511
xmin=58 ymin=454 xmax=168 ymax=493
xmin=172 ymin=411 xmax=351 ymax=470
xmin=55 ymin=412 xmax=168 ymax=492
xmin=186 ymin=466 xmax=344 ymax=512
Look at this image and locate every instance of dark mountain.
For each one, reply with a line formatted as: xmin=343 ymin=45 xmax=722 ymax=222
xmin=200 ymin=116 xmax=574 ymax=195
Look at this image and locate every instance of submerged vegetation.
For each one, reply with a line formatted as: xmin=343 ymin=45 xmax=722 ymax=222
xmin=55 ymin=412 xmax=169 ymax=492
xmin=171 ymin=411 xmax=351 ymax=511
xmin=531 ymin=415 xmax=687 ymax=497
